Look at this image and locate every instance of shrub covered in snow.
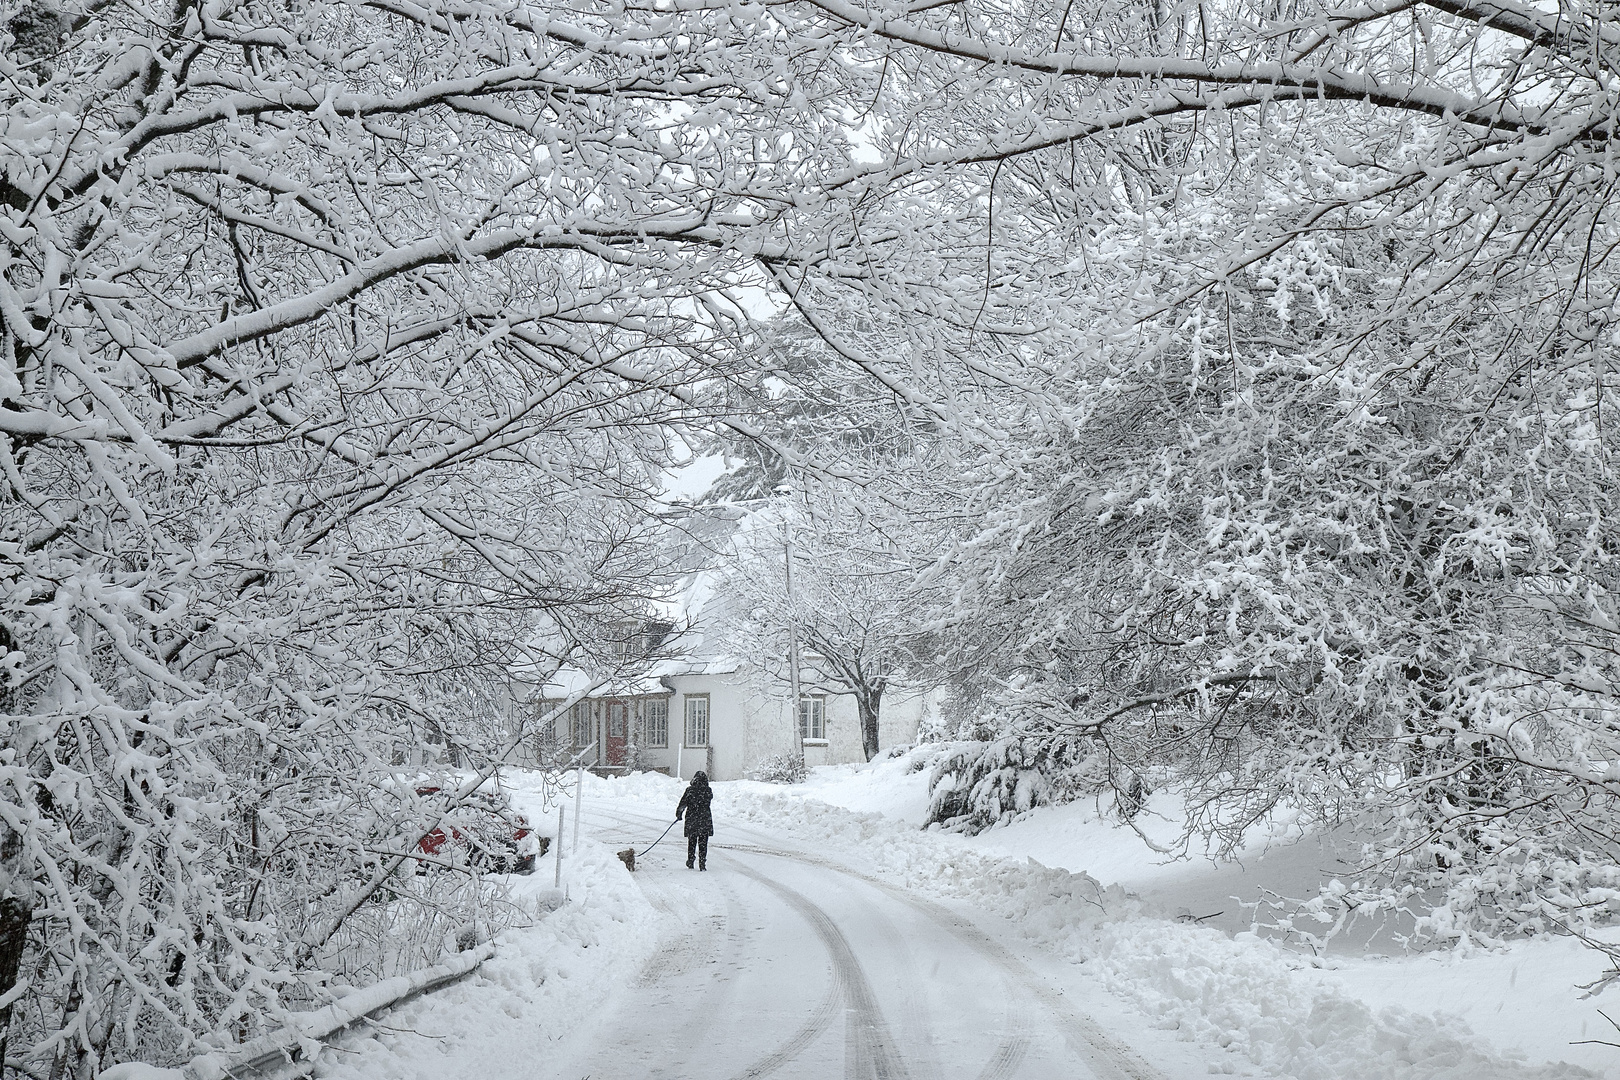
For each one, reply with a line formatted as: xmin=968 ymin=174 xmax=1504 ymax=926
xmin=749 ymin=752 xmax=809 ymax=784
xmin=925 ymin=735 xmax=1111 ymax=832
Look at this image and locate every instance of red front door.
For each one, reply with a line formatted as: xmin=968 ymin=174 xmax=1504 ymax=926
xmin=606 ymin=701 xmax=628 ymax=766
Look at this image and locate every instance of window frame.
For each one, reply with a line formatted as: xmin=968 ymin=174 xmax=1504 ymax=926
xmin=683 ymin=694 xmax=710 ymax=748
xmin=798 ymin=695 xmax=827 ymax=742
xmin=645 ymin=696 xmax=670 ymax=748
xmin=570 ymin=700 xmax=593 ymax=748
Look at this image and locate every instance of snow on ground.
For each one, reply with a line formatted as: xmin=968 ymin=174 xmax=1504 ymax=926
xmin=715 ymin=749 xmax=1620 ymax=1078
xmin=735 ymin=756 xmax=937 ymax=825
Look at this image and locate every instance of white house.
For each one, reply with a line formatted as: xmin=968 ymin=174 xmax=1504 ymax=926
xmin=507 ymin=626 xmax=932 ymax=781
xmin=504 ymin=495 xmax=939 ymax=779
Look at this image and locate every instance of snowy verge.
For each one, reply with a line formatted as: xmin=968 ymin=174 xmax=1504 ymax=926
xmin=312 ymin=838 xmax=657 ymax=1080
xmin=183 ymin=943 xmax=496 ymax=1080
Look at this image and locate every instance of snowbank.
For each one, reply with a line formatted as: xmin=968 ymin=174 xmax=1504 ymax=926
xmin=742 ymin=756 xmax=936 ymax=825
xmin=108 ymin=828 xmax=655 ymax=1080
xmin=311 ymin=835 xmax=656 ymax=1080
xmin=1098 ymin=920 xmax=1596 ymax=1080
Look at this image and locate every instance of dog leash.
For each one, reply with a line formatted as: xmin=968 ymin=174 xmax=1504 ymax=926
xmin=638 ymin=817 xmax=680 ymax=858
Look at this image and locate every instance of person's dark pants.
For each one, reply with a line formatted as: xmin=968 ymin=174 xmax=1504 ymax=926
xmin=686 ymin=835 xmax=708 ymax=869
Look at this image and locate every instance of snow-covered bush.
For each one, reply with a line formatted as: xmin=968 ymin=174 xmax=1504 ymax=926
xmin=320 ymin=870 xmax=539 ymax=987
xmin=925 ymin=735 xmax=1109 ymax=833
xmin=749 ymin=753 xmax=809 ymax=785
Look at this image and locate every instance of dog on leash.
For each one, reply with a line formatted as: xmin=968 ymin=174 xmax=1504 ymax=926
xmin=616 ymin=847 xmax=636 ymax=872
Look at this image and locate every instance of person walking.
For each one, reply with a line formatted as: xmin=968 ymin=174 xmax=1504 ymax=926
xmin=675 ymin=770 xmax=714 ymax=870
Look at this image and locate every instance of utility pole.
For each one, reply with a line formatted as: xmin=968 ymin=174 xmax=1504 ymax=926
xmin=783 ymin=512 xmax=805 ymax=765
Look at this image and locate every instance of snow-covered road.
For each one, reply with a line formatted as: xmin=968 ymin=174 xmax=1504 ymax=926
xmin=552 ymin=803 xmax=1161 ymax=1080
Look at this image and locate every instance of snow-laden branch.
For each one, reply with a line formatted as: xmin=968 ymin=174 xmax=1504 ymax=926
xmin=801 ymin=0 xmax=1547 ymax=132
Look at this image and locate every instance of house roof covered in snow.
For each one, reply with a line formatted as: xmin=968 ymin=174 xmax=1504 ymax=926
xmin=526 ymin=654 xmax=742 ymax=701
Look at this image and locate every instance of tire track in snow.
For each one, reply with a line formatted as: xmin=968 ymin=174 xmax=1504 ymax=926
xmin=859 ymin=898 xmax=946 ymax=1080
xmin=723 ymin=843 xmax=1030 ymax=1080
xmin=589 ymin=805 xmax=970 ymax=1079
xmin=896 ymin=893 xmax=1146 ymax=1080
xmin=972 ymin=1032 xmax=1031 ymax=1080
xmin=717 ymin=840 xmax=1159 ymax=1080
xmin=725 ymin=981 xmax=841 ymax=1080
xmin=583 ymin=802 xmax=1140 ymax=1079
xmin=726 ymin=855 xmax=914 ymax=1080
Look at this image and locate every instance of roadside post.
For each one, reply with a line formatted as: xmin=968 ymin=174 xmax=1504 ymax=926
xmin=554 ymin=806 xmax=565 ymax=889
xmin=573 ymin=754 xmax=585 ymax=851
xmin=782 ymin=502 xmax=805 ymax=766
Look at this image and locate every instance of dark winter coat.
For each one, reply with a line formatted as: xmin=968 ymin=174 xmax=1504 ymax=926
xmin=675 ymin=777 xmax=714 ymax=838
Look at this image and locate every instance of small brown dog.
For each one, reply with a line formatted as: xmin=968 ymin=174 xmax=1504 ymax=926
xmin=616 ymin=847 xmax=636 ymax=872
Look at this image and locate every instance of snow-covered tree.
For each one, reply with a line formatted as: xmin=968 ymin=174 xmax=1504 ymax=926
xmin=0 ymin=0 xmax=877 ymax=1068
xmin=742 ymin=0 xmax=1620 ymax=942
xmin=722 ymin=481 xmax=936 ymax=761
xmin=902 ymin=168 xmax=1620 ymax=939
xmin=9 ymin=0 xmax=1620 ymax=1064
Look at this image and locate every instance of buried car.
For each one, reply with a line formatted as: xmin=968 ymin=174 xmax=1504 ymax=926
xmin=413 ymin=786 xmax=545 ymax=874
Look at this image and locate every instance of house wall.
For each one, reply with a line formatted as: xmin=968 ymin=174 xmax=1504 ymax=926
xmin=506 ymin=668 xmax=933 ymax=781
xmin=626 ymin=689 xmax=695 ymax=778
xmin=662 ymin=670 xmax=790 ymax=780
xmin=655 ymin=667 xmax=923 ymax=780
xmin=873 ymin=685 xmax=936 ymax=749
xmin=543 ymin=695 xmax=678 ymax=772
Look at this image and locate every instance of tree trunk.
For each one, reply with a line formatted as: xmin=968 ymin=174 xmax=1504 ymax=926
xmin=0 ymin=828 xmax=32 ymax=1073
xmin=0 ymin=628 xmax=33 ymax=1069
xmin=855 ymin=681 xmax=885 ymax=762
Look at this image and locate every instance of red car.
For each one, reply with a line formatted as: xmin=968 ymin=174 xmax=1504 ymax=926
xmin=413 ymin=786 xmax=543 ymax=874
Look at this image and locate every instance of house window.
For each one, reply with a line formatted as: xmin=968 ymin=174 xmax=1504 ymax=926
xmin=684 ymin=695 xmax=709 ymax=748
xmin=608 ymin=702 xmax=627 ymax=738
xmin=570 ymin=701 xmax=592 ymax=747
xmin=645 ymin=698 xmax=669 ymax=748
xmin=798 ymin=696 xmax=826 ymax=742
